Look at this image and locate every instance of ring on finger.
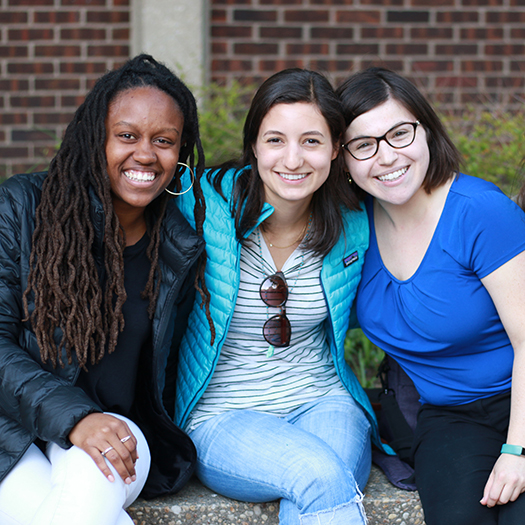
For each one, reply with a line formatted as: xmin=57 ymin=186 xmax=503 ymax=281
xmin=120 ymin=435 xmax=132 ymax=444
xmin=101 ymin=446 xmax=114 ymax=457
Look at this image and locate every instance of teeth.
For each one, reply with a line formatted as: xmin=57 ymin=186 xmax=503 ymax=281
xmin=279 ymin=173 xmax=308 ymax=181
xmin=377 ymin=167 xmax=407 ymax=182
xmin=125 ymin=170 xmax=156 ymax=182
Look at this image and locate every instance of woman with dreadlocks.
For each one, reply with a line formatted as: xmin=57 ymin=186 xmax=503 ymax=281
xmin=0 ymin=54 xmax=210 ymax=525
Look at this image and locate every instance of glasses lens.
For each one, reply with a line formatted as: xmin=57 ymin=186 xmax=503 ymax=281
xmin=385 ymin=123 xmax=416 ymax=148
xmin=346 ymin=122 xmax=418 ymax=160
xmin=348 ymin=138 xmax=378 ymax=160
xmin=263 ymin=314 xmax=291 ymax=347
xmin=260 ymin=273 xmax=288 ymax=307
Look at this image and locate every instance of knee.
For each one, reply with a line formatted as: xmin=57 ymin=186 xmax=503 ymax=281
xmin=288 ymin=453 xmax=357 ymax=512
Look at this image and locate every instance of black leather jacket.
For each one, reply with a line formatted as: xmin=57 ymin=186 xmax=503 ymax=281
xmin=0 ymin=172 xmax=203 ymax=498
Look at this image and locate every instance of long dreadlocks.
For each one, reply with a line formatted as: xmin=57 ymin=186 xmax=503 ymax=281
xmin=23 ymin=54 xmax=213 ymax=369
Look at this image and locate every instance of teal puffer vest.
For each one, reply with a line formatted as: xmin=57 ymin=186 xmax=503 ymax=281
xmin=175 ymin=167 xmax=392 ymax=453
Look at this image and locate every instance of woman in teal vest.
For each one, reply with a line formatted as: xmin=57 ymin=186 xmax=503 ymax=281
xmin=175 ymin=68 xmax=392 ymax=525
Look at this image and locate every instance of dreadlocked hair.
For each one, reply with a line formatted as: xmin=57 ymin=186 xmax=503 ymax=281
xmin=23 ymin=54 xmax=213 ymax=369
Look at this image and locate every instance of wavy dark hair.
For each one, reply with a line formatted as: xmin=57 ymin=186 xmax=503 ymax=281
xmin=337 ymin=67 xmax=461 ymax=194
xmin=210 ymin=68 xmax=361 ymax=256
xmin=23 ymin=54 xmax=212 ymax=368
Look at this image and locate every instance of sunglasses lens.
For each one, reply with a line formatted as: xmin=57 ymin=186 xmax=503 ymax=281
xmin=260 ymin=274 xmax=288 ymax=307
xmin=263 ymin=314 xmax=291 ymax=347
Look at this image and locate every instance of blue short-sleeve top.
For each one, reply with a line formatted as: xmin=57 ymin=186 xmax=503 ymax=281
xmin=356 ymin=174 xmax=525 ymax=406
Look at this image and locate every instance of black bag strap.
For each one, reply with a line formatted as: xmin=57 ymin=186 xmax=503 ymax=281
xmin=377 ymin=356 xmax=415 ymax=465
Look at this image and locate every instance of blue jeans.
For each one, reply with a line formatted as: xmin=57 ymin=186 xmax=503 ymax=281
xmin=189 ymin=394 xmax=371 ymax=525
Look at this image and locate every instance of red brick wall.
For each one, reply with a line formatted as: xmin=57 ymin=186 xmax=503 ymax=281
xmin=210 ymin=0 xmax=525 ymax=110
xmin=0 ymin=0 xmax=130 ymax=178
xmin=1 ymin=0 xmax=524 ymax=178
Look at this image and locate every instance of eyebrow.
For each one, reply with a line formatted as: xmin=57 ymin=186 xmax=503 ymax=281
xmin=113 ymin=120 xmax=181 ymax=135
xmin=349 ymin=120 xmax=409 ymax=140
xmin=262 ymin=130 xmax=326 ymax=137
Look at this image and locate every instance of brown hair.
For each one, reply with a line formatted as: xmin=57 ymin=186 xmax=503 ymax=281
xmin=211 ymin=68 xmax=361 ymax=256
xmin=337 ymin=67 xmax=461 ymax=194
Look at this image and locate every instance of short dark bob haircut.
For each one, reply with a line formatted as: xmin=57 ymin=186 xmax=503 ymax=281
xmin=336 ymin=67 xmax=461 ymax=193
xmin=212 ymin=68 xmax=360 ymax=256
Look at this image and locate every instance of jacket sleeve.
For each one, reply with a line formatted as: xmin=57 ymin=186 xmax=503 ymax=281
xmin=162 ymin=255 xmax=198 ymax=419
xmin=0 ymin=179 xmax=101 ymax=449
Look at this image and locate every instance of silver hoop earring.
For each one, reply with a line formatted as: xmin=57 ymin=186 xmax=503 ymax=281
xmin=165 ymin=162 xmax=195 ymax=196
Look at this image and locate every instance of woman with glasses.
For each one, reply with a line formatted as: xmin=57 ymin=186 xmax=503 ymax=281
xmin=174 ymin=68 xmax=393 ymax=525
xmin=338 ymin=67 xmax=525 ymax=524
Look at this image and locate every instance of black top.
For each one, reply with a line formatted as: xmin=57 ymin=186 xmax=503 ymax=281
xmin=0 ymin=171 xmax=204 ymax=496
xmin=76 ymin=233 xmax=152 ymax=416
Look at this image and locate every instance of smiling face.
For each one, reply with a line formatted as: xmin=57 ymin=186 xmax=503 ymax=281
xmin=252 ymin=102 xmax=338 ymax=211
xmin=105 ymin=86 xmax=184 ymax=221
xmin=343 ymin=97 xmax=430 ymax=208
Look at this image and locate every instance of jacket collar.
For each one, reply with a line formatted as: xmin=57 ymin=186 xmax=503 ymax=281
xmin=88 ymin=188 xmax=203 ymax=269
xmin=158 ymin=199 xmax=204 ymax=271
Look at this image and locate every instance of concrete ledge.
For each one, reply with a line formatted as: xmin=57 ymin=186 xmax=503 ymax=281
xmin=127 ymin=465 xmax=425 ymax=524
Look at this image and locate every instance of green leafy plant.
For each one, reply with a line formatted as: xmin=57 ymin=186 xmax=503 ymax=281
xmin=344 ymin=328 xmax=384 ymax=389
xmin=441 ymin=108 xmax=525 ymax=196
xmin=196 ymin=81 xmax=254 ymax=167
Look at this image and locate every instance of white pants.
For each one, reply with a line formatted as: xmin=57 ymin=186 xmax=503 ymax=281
xmin=0 ymin=414 xmax=151 ymax=525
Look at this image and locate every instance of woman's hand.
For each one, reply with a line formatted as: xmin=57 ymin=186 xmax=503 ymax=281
xmin=69 ymin=413 xmax=138 ymax=483
xmin=481 ymin=453 xmax=525 ymax=507
xmin=481 ymin=251 xmax=525 ymax=507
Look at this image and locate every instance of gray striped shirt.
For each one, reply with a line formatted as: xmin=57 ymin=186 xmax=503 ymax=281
xmin=185 ymin=229 xmax=346 ymax=432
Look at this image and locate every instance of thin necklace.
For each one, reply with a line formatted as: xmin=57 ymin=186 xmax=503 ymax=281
xmin=256 ymin=227 xmax=308 ymax=357
xmin=256 ymin=228 xmax=307 ymax=293
xmin=261 ymin=212 xmax=312 ymax=249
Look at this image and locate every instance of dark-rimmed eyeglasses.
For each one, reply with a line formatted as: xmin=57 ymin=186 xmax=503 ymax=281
xmin=259 ymin=271 xmax=291 ymax=347
xmin=342 ymin=121 xmax=420 ymax=161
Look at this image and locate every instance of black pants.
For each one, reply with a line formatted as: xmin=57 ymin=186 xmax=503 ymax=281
xmin=413 ymin=392 xmax=525 ymax=525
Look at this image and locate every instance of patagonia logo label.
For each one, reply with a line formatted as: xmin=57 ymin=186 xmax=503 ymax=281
xmin=343 ymin=251 xmax=359 ymax=267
